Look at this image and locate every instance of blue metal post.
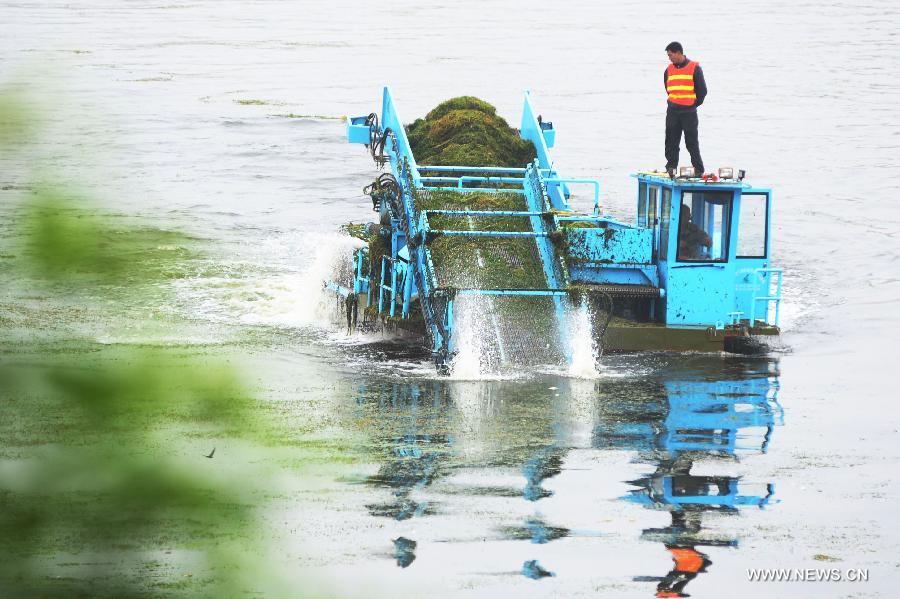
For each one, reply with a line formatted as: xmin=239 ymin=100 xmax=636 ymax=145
xmin=354 ymin=250 xmax=362 ymax=294
xmin=402 ymin=265 xmax=412 ymax=317
xmin=389 ymin=259 xmax=398 ymax=317
xmin=446 ymin=299 xmax=454 ymax=352
xmin=520 ymin=91 xmax=568 ymax=210
xmin=523 ymin=163 xmax=571 ymax=362
xmin=378 ymin=256 xmax=387 ymax=314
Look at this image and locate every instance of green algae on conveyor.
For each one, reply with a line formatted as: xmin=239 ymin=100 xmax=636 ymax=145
xmin=414 ymin=189 xmax=549 ymax=290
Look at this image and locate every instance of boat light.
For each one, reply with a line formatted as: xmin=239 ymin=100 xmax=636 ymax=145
xmin=679 ymin=166 xmax=698 ymax=177
xmin=718 ymin=167 xmax=734 ymax=179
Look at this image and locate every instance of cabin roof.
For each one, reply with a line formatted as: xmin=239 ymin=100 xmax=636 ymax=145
xmin=633 ymin=171 xmax=755 ymax=190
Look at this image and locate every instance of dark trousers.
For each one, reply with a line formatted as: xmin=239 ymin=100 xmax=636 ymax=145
xmin=665 ymin=109 xmax=704 ymax=174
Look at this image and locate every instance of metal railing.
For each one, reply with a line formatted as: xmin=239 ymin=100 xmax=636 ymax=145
xmin=749 ymin=267 xmax=783 ymax=327
xmin=544 ymin=177 xmax=601 ymax=215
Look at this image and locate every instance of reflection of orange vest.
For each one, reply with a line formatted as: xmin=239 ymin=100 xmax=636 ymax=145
xmin=666 ymin=61 xmax=698 ymax=106
xmin=669 ymin=547 xmax=705 ymax=573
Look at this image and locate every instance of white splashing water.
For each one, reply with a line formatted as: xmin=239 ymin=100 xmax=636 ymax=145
xmin=449 ymin=295 xmax=489 ymax=379
xmin=291 ymin=233 xmax=365 ymax=327
xmin=566 ymin=299 xmax=601 ymax=378
xmin=176 ymin=227 xmax=606 ymax=379
xmin=175 ymin=233 xmax=363 ymax=329
xmin=449 ymin=294 xmax=507 ymax=380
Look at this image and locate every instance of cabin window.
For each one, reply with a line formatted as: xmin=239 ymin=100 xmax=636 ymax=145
xmin=638 ymin=182 xmax=648 ymax=227
xmin=677 ymin=191 xmax=731 ymax=262
xmin=660 ymin=188 xmax=671 ymax=261
xmin=737 ymin=193 xmax=768 ymax=258
xmin=648 ymin=186 xmax=658 ymax=225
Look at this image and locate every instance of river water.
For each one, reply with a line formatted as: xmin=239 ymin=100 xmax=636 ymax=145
xmin=2 ymin=1 xmax=899 ymax=597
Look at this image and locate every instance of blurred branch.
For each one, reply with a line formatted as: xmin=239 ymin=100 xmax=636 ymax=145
xmin=0 ymin=88 xmax=291 ymax=596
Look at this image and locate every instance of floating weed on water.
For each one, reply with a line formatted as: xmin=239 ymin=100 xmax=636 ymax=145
xmin=272 ymin=113 xmax=347 ymax=121
xmin=16 ymin=187 xmax=205 ymax=289
xmin=814 ymin=554 xmax=842 ymax=562
xmin=134 ymin=74 xmax=174 ymax=82
xmin=235 ymin=99 xmax=287 ymax=106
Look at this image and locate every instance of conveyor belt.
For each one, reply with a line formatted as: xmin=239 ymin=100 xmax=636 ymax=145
xmin=576 ymin=283 xmax=661 ymax=298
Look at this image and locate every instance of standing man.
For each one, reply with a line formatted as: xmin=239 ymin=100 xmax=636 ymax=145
xmin=664 ymin=41 xmax=707 ymax=178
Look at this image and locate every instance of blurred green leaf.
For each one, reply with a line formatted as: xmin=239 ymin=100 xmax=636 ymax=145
xmin=18 ymin=188 xmax=203 ymax=286
xmin=0 ymin=92 xmax=31 ymax=148
xmin=0 ymin=92 xmax=287 ymax=596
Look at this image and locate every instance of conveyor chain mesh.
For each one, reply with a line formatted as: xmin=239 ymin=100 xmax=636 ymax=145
xmin=576 ymin=284 xmax=661 ymax=298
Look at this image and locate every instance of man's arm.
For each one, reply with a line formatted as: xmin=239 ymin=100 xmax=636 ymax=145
xmin=686 ymin=223 xmax=712 ymax=247
xmin=664 ymin=68 xmax=669 ymax=92
xmin=693 ymin=65 xmax=708 ymax=107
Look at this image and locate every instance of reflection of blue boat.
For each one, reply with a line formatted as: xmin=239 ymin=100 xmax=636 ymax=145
xmin=607 ymin=370 xmax=783 ymax=597
xmin=660 ymin=379 xmax=783 ymax=456
xmin=626 ymin=473 xmax=775 ymax=511
xmin=592 ymin=373 xmax=783 ymax=456
xmin=359 ymin=383 xmax=452 ymax=528
xmin=618 ymin=375 xmax=781 ymax=512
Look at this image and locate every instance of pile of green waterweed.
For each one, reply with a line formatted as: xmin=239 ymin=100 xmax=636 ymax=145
xmin=345 ymin=96 xmax=550 ymax=317
xmin=406 ymin=96 xmax=536 ymax=168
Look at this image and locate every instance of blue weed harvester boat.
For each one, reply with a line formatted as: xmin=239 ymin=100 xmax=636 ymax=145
xmin=327 ymin=87 xmax=783 ymax=372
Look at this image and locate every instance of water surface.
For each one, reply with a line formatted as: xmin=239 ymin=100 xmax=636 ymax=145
xmin=2 ymin=1 xmax=898 ymax=596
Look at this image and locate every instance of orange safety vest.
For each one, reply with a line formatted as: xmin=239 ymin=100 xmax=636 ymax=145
xmin=666 ymin=61 xmax=698 ymax=106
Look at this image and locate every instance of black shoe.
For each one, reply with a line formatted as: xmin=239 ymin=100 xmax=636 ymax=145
xmin=666 ymin=167 xmax=675 ymax=179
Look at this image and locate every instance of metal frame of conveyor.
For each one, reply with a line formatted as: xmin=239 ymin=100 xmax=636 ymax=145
xmin=343 ymin=87 xmax=600 ymax=369
xmin=324 ymin=247 xmax=371 ymax=300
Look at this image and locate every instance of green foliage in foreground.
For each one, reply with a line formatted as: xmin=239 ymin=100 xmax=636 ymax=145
xmin=0 ymin=94 xmax=291 ymax=597
xmin=0 ymin=205 xmax=275 ymax=597
xmin=18 ymin=187 xmax=203 ymax=287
